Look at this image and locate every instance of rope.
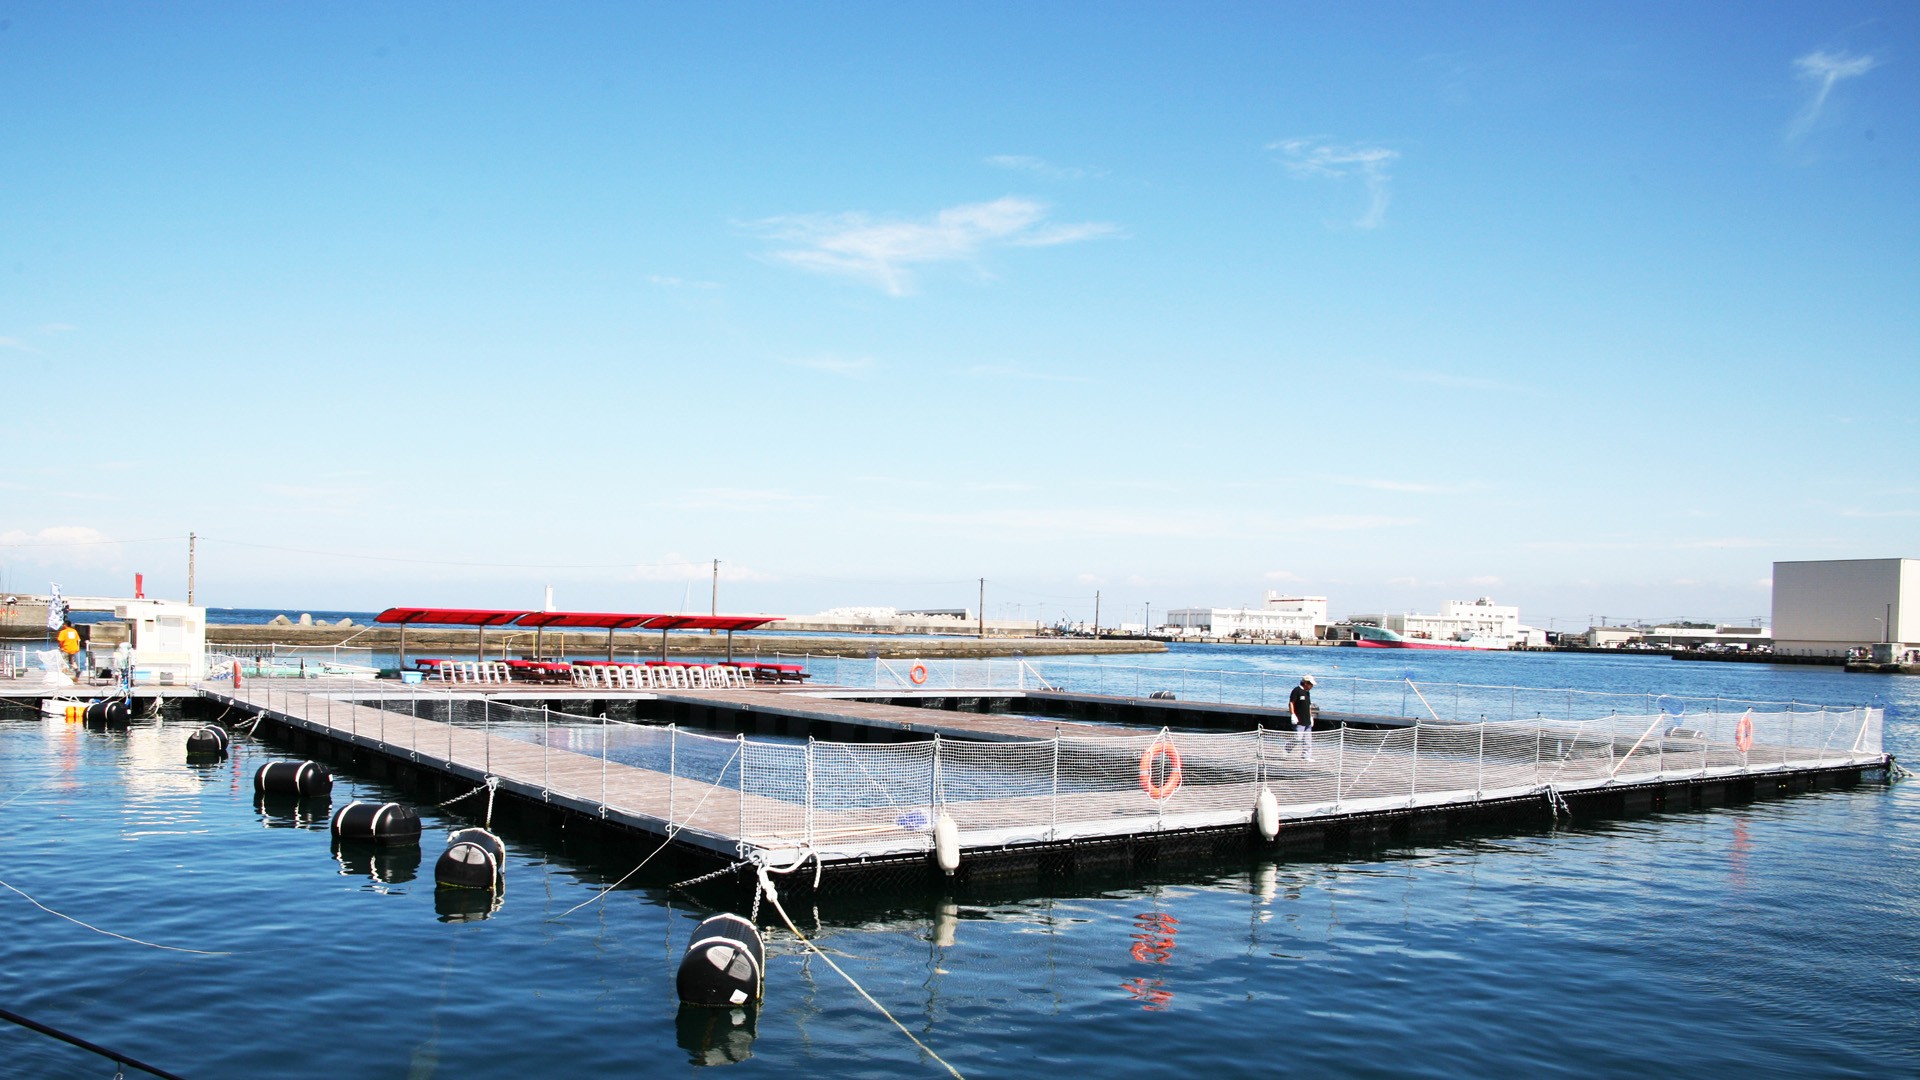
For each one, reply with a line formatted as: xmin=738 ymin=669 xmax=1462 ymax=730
xmin=0 ymin=876 xmax=230 ymax=955
xmin=1888 ymin=757 xmax=1913 ymax=783
xmin=1543 ymin=786 xmax=1572 ymax=819
xmin=754 ymin=864 xmax=965 ymax=1080
xmin=0 ymin=1007 xmax=187 ymax=1080
xmin=548 ymin=741 xmax=743 ymax=922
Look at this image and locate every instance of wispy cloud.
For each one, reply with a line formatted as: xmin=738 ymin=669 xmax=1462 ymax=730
xmin=748 ymin=196 xmax=1121 ymax=296
xmin=1398 ymin=371 xmax=1531 ymax=394
xmin=671 ymin=488 xmax=820 ymax=512
xmin=0 ymin=337 xmax=37 ymax=353
xmin=1330 ymin=475 xmax=1484 ymax=495
xmin=40 ymin=323 xmax=76 ymax=334
xmin=1263 ymin=570 xmax=1303 ymax=582
xmin=647 ymin=275 xmax=722 ymax=290
xmin=783 ymin=354 xmax=875 ymax=376
xmin=1838 ymin=507 xmax=1919 ymax=518
xmin=625 ymin=553 xmax=775 ymax=584
xmin=1271 ymin=138 xmax=1401 ymax=228
xmin=965 ymin=362 xmax=1093 ymax=384
xmin=1790 ymin=49 xmax=1879 ymax=138
xmin=985 ymin=155 xmax=1107 ymax=181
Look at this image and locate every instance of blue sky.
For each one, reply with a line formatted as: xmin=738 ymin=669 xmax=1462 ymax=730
xmin=2 ymin=3 xmax=1914 ymax=630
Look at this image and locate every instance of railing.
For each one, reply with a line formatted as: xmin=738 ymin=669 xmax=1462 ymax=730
xmin=803 ymin=656 xmax=1853 ymax=726
xmin=204 ymin=675 xmax=1885 ymax=867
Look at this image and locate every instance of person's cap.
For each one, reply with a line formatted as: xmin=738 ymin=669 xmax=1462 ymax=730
xmin=1302 ymin=675 xmax=1315 ymax=685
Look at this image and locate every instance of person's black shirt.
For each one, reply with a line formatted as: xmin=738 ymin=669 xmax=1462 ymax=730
xmin=1289 ymin=683 xmax=1312 ymax=727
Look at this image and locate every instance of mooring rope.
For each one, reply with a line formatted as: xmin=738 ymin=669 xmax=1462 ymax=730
xmin=0 ymin=1007 xmax=188 ymax=1080
xmin=0 ymin=876 xmax=231 ymax=956
xmin=754 ymin=863 xmax=966 ymax=1080
xmin=1888 ymin=757 xmax=1914 ymax=783
xmin=547 ymin=741 xmax=743 ymax=922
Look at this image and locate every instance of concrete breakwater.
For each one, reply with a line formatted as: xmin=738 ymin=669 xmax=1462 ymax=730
xmin=195 ymin=622 xmax=1166 ymax=659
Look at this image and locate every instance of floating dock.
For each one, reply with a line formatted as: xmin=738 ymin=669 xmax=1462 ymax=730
xmin=94 ymin=664 xmax=1886 ymax=900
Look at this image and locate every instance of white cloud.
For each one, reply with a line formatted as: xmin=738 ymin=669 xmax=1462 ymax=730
xmin=965 ymin=362 xmax=1093 ymax=384
xmin=625 ymin=554 xmax=774 ymax=583
xmin=783 ymin=355 xmax=875 ymax=376
xmin=1790 ymin=49 xmax=1879 ymax=138
xmin=0 ymin=525 xmax=116 ymax=547
xmin=0 ymin=337 xmax=36 ymax=353
xmin=1263 ymin=570 xmax=1303 ymax=582
xmin=1398 ymin=371 xmax=1531 ymax=394
xmin=1331 ymin=475 xmax=1483 ymax=495
xmin=1271 ymin=138 xmax=1401 ymax=229
xmin=986 ymin=155 xmax=1107 ymax=181
xmin=1465 ymin=575 xmax=1503 ymax=587
xmin=647 ymin=275 xmax=722 ymax=290
xmin=748 ymin=196 xmax=1120 ymax=295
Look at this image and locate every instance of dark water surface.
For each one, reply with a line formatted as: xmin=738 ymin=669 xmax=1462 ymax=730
xmin=2 ymin=646 xmax=1914 ymax=1078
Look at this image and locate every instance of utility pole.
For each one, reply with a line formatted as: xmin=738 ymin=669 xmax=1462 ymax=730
xmin=1145 ymin=601 xmax=1151 ymax=636
xmin=1093 ymin=590 xmax=1101 ymax=639
xmin=711 ymin=559 xmax=719 ymax=616
xmin=187 ymin=532 xmax=196 ymax=605
xmin=978 ymin=578 xmax=985 ymax=639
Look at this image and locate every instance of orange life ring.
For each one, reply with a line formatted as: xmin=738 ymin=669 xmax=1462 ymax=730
xmin=909 ymin=663 xmax=928 ymax=685
xmin=1734 ymin=713 xmax=1754 ymax=754
xmin=1138 ymin=740 xmax=1183 ymax=799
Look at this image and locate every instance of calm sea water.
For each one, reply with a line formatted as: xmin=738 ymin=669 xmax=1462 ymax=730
xmin=2 ymin=645 xmax=1914 ymax=1078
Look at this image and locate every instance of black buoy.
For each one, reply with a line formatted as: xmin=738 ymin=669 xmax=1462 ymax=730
xmin=676 ymin=913 xmax=765 ymax=1007
xmin=434 ymin=827 xmax=506 ymax=891
xmin=331 ymin=801 xmax=422 ymax=845
xmin=185 ymin=725 xmax=231 ymax=759
xmin=254 ymin=760 xmax=333 ymax=796
xmin=435 ymin=841 xmax=502 ymax=891
xmin=83 ymin=698 xmax=133 ymax=727
xmin=1149 ymin=690 xmax=1177 ymax=701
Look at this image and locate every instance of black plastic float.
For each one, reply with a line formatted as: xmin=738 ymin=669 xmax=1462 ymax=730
xmin=330 ymin=801 xmax=422 ymax=845
xmin=254 ymin=760 xmax=333 ymax=796
xmin=82 ymin=699 xmax=132 ymax=727
xmin=434 ymin=827 xmax=506 ymax=891
xmin=676 ymin=913 xmax=765 ymax=1007
xmin=185 ymin=726 xmax=231 ymax=759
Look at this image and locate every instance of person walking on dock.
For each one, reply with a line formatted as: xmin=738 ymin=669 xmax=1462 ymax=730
xmin=1289 ymin=675 xmax=1315 ymax=760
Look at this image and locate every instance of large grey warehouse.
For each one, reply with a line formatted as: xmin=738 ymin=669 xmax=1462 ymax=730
xmin=1772 ymin=558 xmax=1919 ymax=659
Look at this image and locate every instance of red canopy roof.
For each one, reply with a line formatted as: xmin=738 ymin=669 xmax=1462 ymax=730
xmin=376 ymin=607 xmax=529 ymax=627
xmin=515 ymin=612 xmax=664 ymax=630
xmin=375 ymin=608 xmax=784 ymax=632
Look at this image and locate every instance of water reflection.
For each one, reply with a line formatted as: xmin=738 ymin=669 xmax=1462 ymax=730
xmin=675 ymin=1004 xmax=758 ymax=1066
xmin=253 ymin=792 xmax=331 ymax=830
xmin=333 ymin=838 xmax=420 ymax=886
xmin=434 ymin=887 xmax=503 ymax=923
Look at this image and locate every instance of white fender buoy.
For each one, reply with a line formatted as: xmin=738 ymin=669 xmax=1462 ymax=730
xmin=933 ymin=812 xmax=960 ymax=876
xmin=1255 ymin=786 xmax=1280 ymax=840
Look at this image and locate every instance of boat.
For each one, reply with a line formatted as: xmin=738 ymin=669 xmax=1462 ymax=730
xmin=1350 ymin=624 xmax=1510 ymax=651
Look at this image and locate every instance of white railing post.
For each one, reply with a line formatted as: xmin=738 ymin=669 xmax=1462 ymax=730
xmin=600 ymin=712 xmax=608 ymax=812
xmin=805 ymin=737 xmax=815 ymax=850
xmin=737 ymin=733 xmax=747 ymax=846
xmin=1409 ymin=723 xmax=1419 ymax=805
xmin=1334 ymin=725 xmax=1345 ymax=810
xmin=1476 ymin=723 xmax=1485 ymax=798
xmin=667 ymin=722 xmax=675 ymax=824
xmin=543 ymin=706 xmax=551 ymax=793
xmin=1050 ymin=735 xmax=1060 ymax=841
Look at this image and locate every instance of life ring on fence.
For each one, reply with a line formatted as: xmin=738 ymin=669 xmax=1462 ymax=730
xmin=909 ymin=664 xmax=928 ymax=686
xmin=1734 ymin=713 xmax=1754 ymax=754
xmin=1138 ymin=740 xmax=1183 ymax=799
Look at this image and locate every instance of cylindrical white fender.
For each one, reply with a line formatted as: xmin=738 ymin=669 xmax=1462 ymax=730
xmin=1255 ymin=786 xmax=1280 ymax=840
xmin=933 ymin=812 xmax=960 ymax=875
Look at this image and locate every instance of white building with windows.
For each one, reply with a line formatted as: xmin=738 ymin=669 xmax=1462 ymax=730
xmin=1773 ymin=558 xmax=1918 ymax=659
xmin=1352 ymin=597 xmax=1524 ymax=647
xmin=1165 ymin=594 xmax=1327 ymax=640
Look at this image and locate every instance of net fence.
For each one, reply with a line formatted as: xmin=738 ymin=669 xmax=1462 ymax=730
xmin=207 ymin=676 xmax=1886 ymax=867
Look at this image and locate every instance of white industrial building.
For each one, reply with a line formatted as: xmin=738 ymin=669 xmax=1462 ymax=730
xmin=1166 ymin=594 xmax=1327 ymax=641
xmin=1773 ymin=558 xmax=1918 ymax=660
xmin=1351 ymin=597 xmax=1525 ymax=648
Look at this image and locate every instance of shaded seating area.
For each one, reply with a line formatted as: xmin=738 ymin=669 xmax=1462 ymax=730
xmin=375 ymin=606 xmax=790 ymax=687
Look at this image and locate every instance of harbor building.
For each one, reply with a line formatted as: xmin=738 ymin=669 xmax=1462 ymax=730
xmin=1165 ymin=594 xmax=1326 ymax=641
xmin=1773 ymin=558 xmax=1919 ymax=661
xmin=1349 ymin=597 xmax=1524 ymax=649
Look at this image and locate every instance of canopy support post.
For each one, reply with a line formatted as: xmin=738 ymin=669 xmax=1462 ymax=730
xmin=607 ymin=627 xmax=616 ymax=662
xmin=726 ymin=629 xmax=735 ymax=663
xmin=661 ymin=627 xmax=670 ymax=662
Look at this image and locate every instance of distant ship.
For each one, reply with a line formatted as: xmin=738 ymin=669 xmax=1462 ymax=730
xmin=1350 ymin=624 xmax=1510 ymax=651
